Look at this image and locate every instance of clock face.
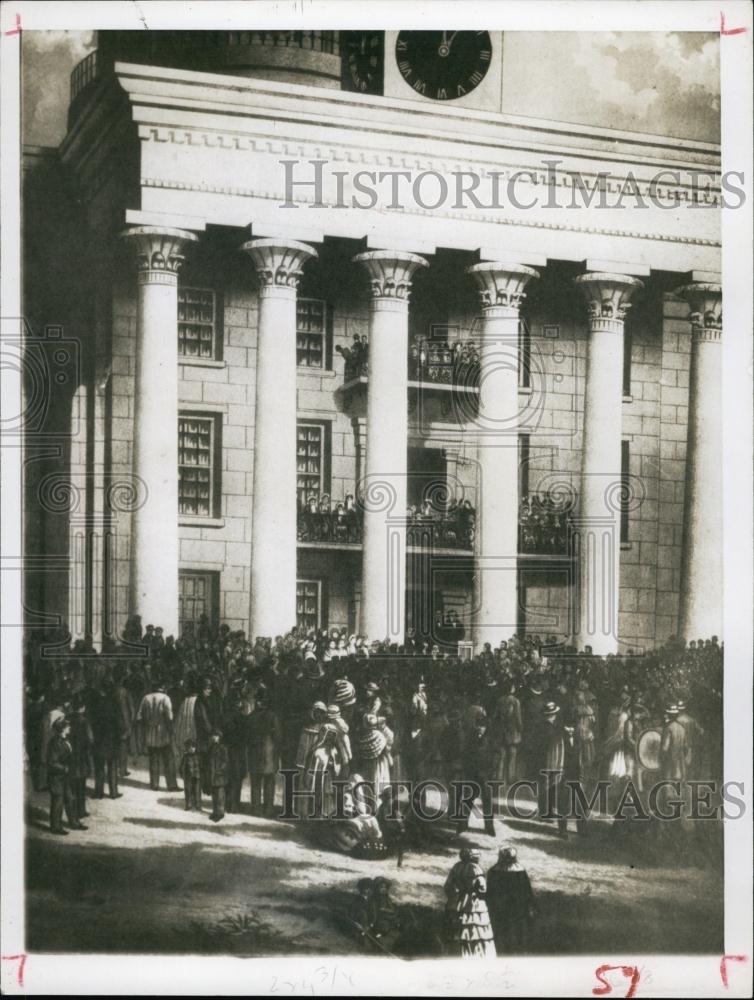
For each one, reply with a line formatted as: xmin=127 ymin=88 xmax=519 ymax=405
xmin=395 ymin=31 xmax=492 ymax=101
xmin=341 ymin=31 xmax=384 ymax=95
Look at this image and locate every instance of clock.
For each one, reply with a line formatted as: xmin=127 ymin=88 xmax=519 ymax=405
xmin=341 ymin=31 xmax=384 ymax=95
xmin=394 ymin=31 xmax=493 ymax=102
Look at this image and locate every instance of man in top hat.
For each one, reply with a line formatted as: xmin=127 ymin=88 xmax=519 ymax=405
xmin=247 ymin=686 xmax=281 ymax=817
xmin=47 ymin=717 xmax=88 ymax=835
xmin=457 ymin=705 xmax=496 ymax=836
xmin=486 ymin=847 xmax=535 ymax=953
xmin=537 ymin=701 xmax=565 ymax=820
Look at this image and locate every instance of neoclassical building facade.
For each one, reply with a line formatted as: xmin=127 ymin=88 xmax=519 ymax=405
xmin=23 ymin=31 xmax=722 ymax=654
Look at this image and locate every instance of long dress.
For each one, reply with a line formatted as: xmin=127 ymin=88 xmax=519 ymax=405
xmin=356 ymin=724 xmax=393 ymax=806
xmin=445 ymin=860 xmax=496 ymax=958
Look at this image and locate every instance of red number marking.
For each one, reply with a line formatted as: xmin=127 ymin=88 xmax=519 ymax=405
xmin=720 ymin=12 xmax=747 ymax=35
xmin=720 ymin=954 xmax=748 ymax=988
xmin=593 ymin=964 xmax=641 ymax=998
xmin=1 ymin=954 xmax=28 ymax=988
xmin=4 ymin=13 xmax=22 ymax=35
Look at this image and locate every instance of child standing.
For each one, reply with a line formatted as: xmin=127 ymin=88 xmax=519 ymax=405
xmin=180 ymin=737 xmax=202 ymax=811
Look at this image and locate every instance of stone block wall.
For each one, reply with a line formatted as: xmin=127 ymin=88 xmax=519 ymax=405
xmin=99 ymin=245 xmax=692 ymax=648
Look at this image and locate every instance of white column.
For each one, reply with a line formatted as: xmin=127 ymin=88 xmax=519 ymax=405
xmin=242 ymin=237 xmax=318 ymax=640
xmin=674 ymin=282 xmax=722 ymax=641
xmin=121 ymin=226 xmax=197 ymax=637
xmin=574 ymin=272 xmax=643 ymax=654
xmin=467 ymin=262 xmax=539 ymax=650
xmin=353 ymin=250 xmax=428 ymax=643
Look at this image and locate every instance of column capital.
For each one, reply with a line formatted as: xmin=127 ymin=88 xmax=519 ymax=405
xmin=575 ymin=272 xmax=643 ymax=325
xmin=674 ymin=282 xmax=722 ymax=342
xmin=121 ymin=226 xmax=198 ymax=281
xmin=241 ymin=237 xmax=318 ymax=291
xmin=467 ymin=261 xmax=539 ymax=315
xmin=352 ymin=250 xmax=429 ymax=301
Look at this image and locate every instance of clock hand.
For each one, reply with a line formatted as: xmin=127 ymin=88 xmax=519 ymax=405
xmin=438 ymin=30 xmax=459 ymax=57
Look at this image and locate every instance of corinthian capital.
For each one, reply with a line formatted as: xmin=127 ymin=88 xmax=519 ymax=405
xmin=674 ymin=282 xmax=722 ymax=341
xmin=467 ymin=262 xmax=540 ymax=313
xmin=241 ymin=237 xmax=318 ymax=289
xmin=575 ymin=272 xmax=643 ymax=325
xmin=121 ymin=226 xmax=198 ymax=277
xmin=353 ymin=250 xmax=429 ymax=300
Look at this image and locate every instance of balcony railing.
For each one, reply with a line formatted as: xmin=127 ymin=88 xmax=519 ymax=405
xmin=297 ymin=493 xmax=572 ymax=555
xmin=337 ymin=331 xmax=531 ymax=389
xmin=297 ymin=497 xmax=476 ymax=549
xmin=70 ymin=49 xmax=99 ymax=103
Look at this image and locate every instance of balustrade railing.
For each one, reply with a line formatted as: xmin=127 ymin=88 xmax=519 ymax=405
xmin=70 ymin=49 xmax=99 ymax=103
xmin=297 ymin=493 xmax=571 ymax=554
xmin=338 ymin=333 xmax=532 ymax=390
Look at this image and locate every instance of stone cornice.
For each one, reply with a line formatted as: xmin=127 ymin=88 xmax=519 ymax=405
xmin=114 ymin=62 xmax=720 ymax=170
xmin=140 ymin=177 xmax=720 ymax=251
xmin=134 ymin=122 xmax=720 ymax=208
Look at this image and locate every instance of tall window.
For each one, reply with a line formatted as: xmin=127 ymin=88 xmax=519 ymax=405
xmin=297 ymin=421 xmax=330 ymax=507
xmin=622 ymin=323 xmax=633 ymax=397
xmin=178 ymin=286 xmax=222 ymax=361
xmin=518 ymin=318 xmax=532 ymax=389
xmin=178 ymin=414 xmax=221 ymax=517
xmin=179 ymin=570 xmax=219 ymax=635
xmin=297 ymin=298 xmax=329 ymax=368
xmin=620 ymin=440 xmax=630 ymax=543
xmin=297 ymin=579 xmax=323 ymax=632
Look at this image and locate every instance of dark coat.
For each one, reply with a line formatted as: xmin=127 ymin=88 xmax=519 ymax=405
xmin=89 ymin=688 xmax=128 ymax=755
xmin=68 ymin=715 xmax=93 ymax=778
xmin=180 ymin=750 xmax=201 ymax=780
xmin=487 ymin=864 xmax=534 ymax=931
xmin=461 ymin=724 xmax=494 ymax=783
xmin=207 ymin=742 xmax=230 ymax=787
xmin=247 ymin=707 xmax=281 ymax=775
xmin=47 ymin=734 xmax=73 ymax=795
xmin=194 ymin=694 xmax=221 ymax=751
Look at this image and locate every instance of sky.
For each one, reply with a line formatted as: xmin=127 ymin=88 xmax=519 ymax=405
xmin=22 ymin=29 xmax=720 ymax=147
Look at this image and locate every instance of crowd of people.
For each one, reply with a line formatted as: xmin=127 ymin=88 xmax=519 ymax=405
xmin=25 ymin=617 xmax=723 ymax=844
